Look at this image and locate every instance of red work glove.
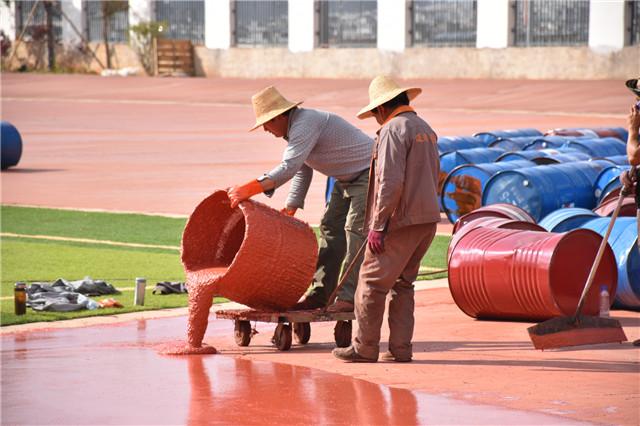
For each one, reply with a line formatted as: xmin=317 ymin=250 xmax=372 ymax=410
xmin=227 ymin=179 xmax=264 ymax=209
xmin=367 ymin=230 xmax=385 ymax=255
xmin=281 ymin=207 xmax=297 ymax=217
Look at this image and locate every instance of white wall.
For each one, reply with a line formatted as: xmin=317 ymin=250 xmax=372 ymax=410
xmin=205 ymin=0 xmax=231 ymax=49
xmin=377 ymin=0 xmax=406 ymax=52
xmin=476 ymin=0 xmax=511 ymax=48
xmin=128 ymin=0 xmax=153 ymax=27
xmin=60 ymin=0 xmax=83 ymax=45
xmin=288 ymin=0 xmax=314 ymax=52
xmin=588 ymin=0 xmax=626 ymax=50
xmin=0 ymin=0 xmax=15 ymax=40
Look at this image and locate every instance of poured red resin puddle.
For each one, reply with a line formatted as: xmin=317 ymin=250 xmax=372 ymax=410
xmin=158 ymin=267 xmax=228 ymax=356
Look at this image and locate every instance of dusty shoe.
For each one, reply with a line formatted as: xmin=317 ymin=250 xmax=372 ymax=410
xmin=290 ymin=297 xmax=325 ymax=311
xmin=380 ymin=351 xmax=412 ymax=363
xmin=332 ymin=346 xmax=377 ymax=363
xmin=325 ymin=299 xmax=354 ymax=313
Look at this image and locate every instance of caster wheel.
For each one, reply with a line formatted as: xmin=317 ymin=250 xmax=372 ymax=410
xmin=293 ymin=322 xmax=311 ymax=344
xmin=234 ymin=320 xmax=252 ymax=346
xmin=274 ymin=323 xmax=292 ymax=351
xmin=334 ymin=320 xmax=352 ymax=348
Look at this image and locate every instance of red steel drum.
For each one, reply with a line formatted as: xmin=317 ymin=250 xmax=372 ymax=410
xmin=181 ymin=190 xmax=318 ymax=310
xmin=452 ymin=203 xmax=536 ymax=234
xmin=448 ymin=227 xmax=617 ymax=321
xmin=447 ymin=217 xmax=546 ymax=262
xmin=593 ymin=196 xmax=638 ymax=217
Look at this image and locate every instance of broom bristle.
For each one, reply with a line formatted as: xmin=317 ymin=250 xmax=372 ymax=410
xmin=528 ymin=315 xmax=627 ymax=350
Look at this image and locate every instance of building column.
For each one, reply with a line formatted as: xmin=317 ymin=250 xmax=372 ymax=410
xmin=588 ymin=0 xmax=626 ymax=50
xmin=377 ymin=0 xmax=407 ymax=52
xmin=129 ymin=0 xmax=153 ymax=27
xmin=61 ymin=0 xmax=83 ymax=45
xmin=289 ymin=0 xmax=314 ymax=52
xmin=0 ymin=0 xmax=15 ymax=40
xmin=205 ymin=0 xmax=231 ymax=49
xmin=476 ymin=0 xmax=511 ymax=48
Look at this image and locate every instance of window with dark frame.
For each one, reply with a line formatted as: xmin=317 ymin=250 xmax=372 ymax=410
xmin=317 ymin=0 xmax=377 ymax=48
xmin=154 ymin=0 xmax=205 ymax=44
xmin=512 ymin=0 xmax=590 ymax=46
xmin=233 ymin=0 xmax=288 ymax=47
xmin=411 ymin=0 xmax=477 ymax=47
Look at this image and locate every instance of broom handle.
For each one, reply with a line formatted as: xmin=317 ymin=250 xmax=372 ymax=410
xmin=322 ymin=241 xmax=367 ymax=312
xmin=572 ymin=168 xmax=634 ymax=320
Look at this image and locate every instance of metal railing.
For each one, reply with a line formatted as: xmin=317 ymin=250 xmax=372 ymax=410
xmin=513 ymin=0 xmax=589 ymax=46
xmin=317 ymin=0 xmax=377 ymax=48
xmin=154 ymin=0 xmax=205 ymax=44
xmin=15 ymin=1 xmax=63 ymax=41
xmin=233 ymin=0 xmax=288 ymax=46
xmin=85 ymin=1 xmax=130 ymax=43
xmin=629 ymin=0 xmax=640 ymax=45
xmin=411 ymin=0 xmax=477 ymax=47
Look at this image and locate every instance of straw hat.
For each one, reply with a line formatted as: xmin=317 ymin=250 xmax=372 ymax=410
xmin=625 ymin=77 xmax=640 ymax=97
xmin=250 ymin=86 xmax=303 ymax=131
xmin=357 ymin=75 xmax=422 ymax=119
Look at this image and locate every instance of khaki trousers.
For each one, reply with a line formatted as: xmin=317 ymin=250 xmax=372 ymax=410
xmin=353 ymin=222 xmax=437 ymax=360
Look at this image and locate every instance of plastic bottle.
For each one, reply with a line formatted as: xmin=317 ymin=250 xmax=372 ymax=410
xmin=599 ymin=285 xmax=610 ymax=318
xmin=14 ymin=282 xmax=27 ymax=315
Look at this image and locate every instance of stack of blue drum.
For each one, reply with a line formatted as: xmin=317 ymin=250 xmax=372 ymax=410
xmin=437 ymin=126 xmax=630 ymax=224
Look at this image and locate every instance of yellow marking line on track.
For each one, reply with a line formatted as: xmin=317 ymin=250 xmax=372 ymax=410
xmin=1 ymin=233 xmax=180 ymax=251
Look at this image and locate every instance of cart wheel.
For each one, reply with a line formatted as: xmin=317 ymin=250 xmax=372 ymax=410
xmin=234 ymin=320 xmax=252 ymax=347
xmin=334 ymin=320 xmax=352 ymax=348
xmin=293 ymin=322 xmax=311 ymax=344
xmin=274 ymin=323 xmax=292 ymax=351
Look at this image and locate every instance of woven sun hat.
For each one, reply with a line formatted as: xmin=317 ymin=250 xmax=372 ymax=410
xmin=250 ymin=86 xmax=303 ymax=131
xmin=357 ymin=75 xmax=422 ymax=119
xmin=625 ymin=77 xmax=640 ymax=97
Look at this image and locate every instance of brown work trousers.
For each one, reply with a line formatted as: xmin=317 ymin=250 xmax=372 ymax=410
xmin=353 ymin=222 xmax=437 ymax=360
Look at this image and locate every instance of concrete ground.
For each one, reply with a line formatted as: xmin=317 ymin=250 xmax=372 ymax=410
xmin=1 ymin=74 xmax=638 ymax=425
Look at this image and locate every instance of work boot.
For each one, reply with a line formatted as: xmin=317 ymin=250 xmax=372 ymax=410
xmin=332 ymin=346 xmax=377 ymax=363
xmin=380 ymin=351 xmax=412 ymax=363
xmin=290 ymin=296 xmax=324 ymax=311
xmin=325 ymin=299 xmax=354 ymax=313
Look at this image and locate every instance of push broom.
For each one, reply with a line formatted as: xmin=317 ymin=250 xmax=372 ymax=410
xmin=527 ymin=175 xmax=634 ymax=350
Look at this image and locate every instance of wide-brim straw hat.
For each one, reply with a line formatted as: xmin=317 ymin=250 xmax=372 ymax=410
xmin=625 ymin=77 xmax=640 ymax=97
xmin=250 ymin=86 xmax=303 ymax=131
xmin=357 ymin=75 xmax=422 ymax=119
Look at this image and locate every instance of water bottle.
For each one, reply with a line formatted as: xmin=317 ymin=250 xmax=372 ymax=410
xmin=599 ymin=285 xmax=610 ymax=318
xmin=134 ymin=277 xmax=146 ymax=306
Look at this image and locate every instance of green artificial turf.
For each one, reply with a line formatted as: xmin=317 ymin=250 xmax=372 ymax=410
xmin=1 ymin=205 xmax=451 ymax=326
xmin=1 ymin=205 xmax=185 ymax=246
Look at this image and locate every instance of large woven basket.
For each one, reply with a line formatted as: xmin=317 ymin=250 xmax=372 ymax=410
xmin=181 ymin=191 xmax=318 ymax=310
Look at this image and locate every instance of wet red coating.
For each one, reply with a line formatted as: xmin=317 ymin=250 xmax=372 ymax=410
xmin=452 ymin=203 xmax=536 ymax=234
xmin=181 ymin=191 xmax=318 ymax=310
xmin=448 ymin=227 xmax=618 ymax=321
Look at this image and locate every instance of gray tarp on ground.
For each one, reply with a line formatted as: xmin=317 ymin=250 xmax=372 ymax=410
xmin=26 ymin=278 xmax=117 ymax=312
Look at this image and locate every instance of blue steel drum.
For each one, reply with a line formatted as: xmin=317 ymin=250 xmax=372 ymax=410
xmin=539 ymin=208 xmax=599 ymax=233
xmin=473 ymin=128 xmax=543 ymax=144
xmin=439 ymin=147 xmax=505 ymax=181
xmin=488 ymin=136 xmax=541 ymax=152
xmin=482 ymin=161 xmax=608 ymax=221
xmin=580 ymin=217 xmax=639 ymax=309
xmin=441 ymin=160 xmax=536 ymax=223
xmin=325 ymin=177 xmax=336 ymax=205
xmin=497 ymin=148 xmax=589 ymax=164
xmin=594 ymin=165 xmax=630 ymax=202
xmin=496 ymin=151 xmax=551 ymax=162
xmin=563 ymin=137 xmax=627 ymax=157
xmin=1 ymin=121 xmax=23 ymax=170
xmin=596 ymin=155 xmax=630 ymax=166
xmin=437 ymin=136 xmax=489 ymax=154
